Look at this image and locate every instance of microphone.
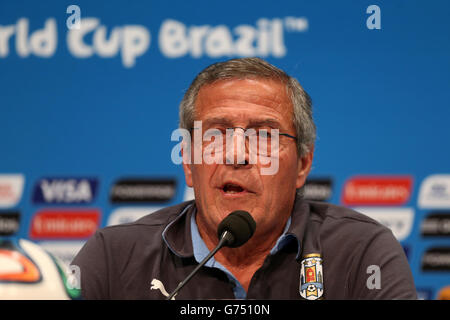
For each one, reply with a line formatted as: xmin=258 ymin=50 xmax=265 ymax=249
xmin=166 ymin=210 xmax=256 ymax=300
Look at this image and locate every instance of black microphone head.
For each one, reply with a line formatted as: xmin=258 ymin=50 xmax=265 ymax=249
xmin=217 ymin=211 xmax=256 ymax=248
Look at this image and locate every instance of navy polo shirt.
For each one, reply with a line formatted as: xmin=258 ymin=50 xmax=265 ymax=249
xmin=190 ymin=209 xmax=295 ymax=299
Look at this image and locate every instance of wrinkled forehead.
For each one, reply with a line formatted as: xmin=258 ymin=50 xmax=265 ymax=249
xmin=194 ymin=78 xmax=293 ymax=127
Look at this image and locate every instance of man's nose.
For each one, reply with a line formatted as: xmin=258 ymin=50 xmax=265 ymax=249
xmin=225 ymin=129 xmax=250 ymax=167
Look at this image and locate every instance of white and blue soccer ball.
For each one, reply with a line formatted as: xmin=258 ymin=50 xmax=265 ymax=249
xmin=0 ymin=238 xmax=80 ymax=300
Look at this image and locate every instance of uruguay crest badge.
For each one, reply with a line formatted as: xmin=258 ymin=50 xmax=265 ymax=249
xmin=299 ymin=253 xmax=324 ymax=300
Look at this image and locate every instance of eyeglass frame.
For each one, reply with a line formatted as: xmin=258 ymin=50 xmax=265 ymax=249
xmin=190 ymin=126 xmax=297 ymax=141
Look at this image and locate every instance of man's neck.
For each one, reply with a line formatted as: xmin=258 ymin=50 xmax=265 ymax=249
xmin=195 ymin=211 xmax=289 ymax=290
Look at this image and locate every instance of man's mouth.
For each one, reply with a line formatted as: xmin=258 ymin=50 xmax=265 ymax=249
xmin=222 ymin=183 xmax=245 ymax=194
xmin=218 ymin=180 xmax=255 ymax=197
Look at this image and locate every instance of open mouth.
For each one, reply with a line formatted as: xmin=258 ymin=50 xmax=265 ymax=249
xmin=222 ymin=183 xmax=245 ymax=194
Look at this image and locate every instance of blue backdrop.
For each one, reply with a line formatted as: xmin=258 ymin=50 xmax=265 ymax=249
xmin=1 ymin=0 xmax=449 ymax=299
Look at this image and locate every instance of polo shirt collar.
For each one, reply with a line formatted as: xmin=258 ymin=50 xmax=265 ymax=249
xmin=191 ymin=210 xmax=292 ymax=263
xmin=189 ymin=210 xmax=293 ymax=300
xmin=286 ymin=197 xmax=312 ymax=260
xmin=161 ymin=201 xmax=196 ymax=258
xmin=162 ymin=196 xmax=311 ymax=260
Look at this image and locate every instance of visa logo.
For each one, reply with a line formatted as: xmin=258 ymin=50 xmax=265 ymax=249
xmin=32 ymin=178 xmax=98 ymax=204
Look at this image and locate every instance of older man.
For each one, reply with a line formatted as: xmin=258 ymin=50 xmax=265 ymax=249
xmin=72 ymin=58 xmax=416 ymax=299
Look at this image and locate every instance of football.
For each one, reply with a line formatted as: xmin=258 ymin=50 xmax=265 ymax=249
xmin=0 ymin=238 xmax=80 ymax=299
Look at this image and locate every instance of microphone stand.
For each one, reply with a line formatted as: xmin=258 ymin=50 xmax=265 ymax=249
xmin=166 ymin=230 xmax=234 ymax=300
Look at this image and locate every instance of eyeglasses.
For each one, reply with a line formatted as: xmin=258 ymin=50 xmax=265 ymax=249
xmin=190 ymin=126 xmax=297 ymax=158
xmin=224 ymin=127 xmax=297 ymax=141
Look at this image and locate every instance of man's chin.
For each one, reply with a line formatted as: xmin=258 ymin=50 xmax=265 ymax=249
xmin=214 ymin=199 xmax=258 ymax=219
xmin=207 ymin=203 xmax=255 ymax=228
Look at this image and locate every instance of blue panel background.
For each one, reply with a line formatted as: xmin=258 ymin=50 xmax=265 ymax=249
xmin=1 ymin=0 xmax=449 ymax=299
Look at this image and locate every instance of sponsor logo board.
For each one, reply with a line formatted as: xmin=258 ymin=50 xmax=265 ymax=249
xmin=32 ymin=177 xmax=99 ymax=204
xmin=418 ymin=175 xmax=450 ymax=209
xmin=0 ymin=212 xmax=20 ymax=236
xmin=303 ymin=178 xmax=333 ymax=202
xmin=353 ymin=207 xmax=414 ymax=241
xmin=110 ymin=178 xmax=176 ymax=203
xmin=29 ymin=209 xmax=100 ymax=239
xmin=107 ymin=207 xmax=162 ymax=226
xmin=421 ymin=247 xmax=450 ymax=272
xmin=0 ymin=174 xmax=25 ymax=208
xmin=421 ymin=212 xmax=450 ymax=237
xmin=342 ymin=176 xmax=413 ymax=206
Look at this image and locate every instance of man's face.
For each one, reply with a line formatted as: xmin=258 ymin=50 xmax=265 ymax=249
xmin=183 ymin=78 xmax=313 ymax=237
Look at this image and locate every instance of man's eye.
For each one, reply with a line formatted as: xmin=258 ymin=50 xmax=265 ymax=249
xmin=257 ymin=129 xmax=273 ymax=138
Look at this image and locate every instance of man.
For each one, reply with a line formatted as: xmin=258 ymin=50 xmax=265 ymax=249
xmin=72 ymin=58 xmax=416 ymax=299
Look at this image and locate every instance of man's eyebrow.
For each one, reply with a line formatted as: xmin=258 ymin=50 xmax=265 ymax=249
xmin=200 ymin=117 xmax=282 ymax=128
xmin=201 ymin=117 xmax=234 ymax=128
xmin=247 ymin=118 xmax=282 ymax=128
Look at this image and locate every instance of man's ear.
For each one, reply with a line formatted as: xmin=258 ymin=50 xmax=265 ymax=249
xmin=296 ymin=145 xmax=314 ymax=189
xmin=181 ymin=147 xmax=194 ymax=187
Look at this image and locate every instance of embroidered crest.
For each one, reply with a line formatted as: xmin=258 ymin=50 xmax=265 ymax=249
xmin=299 ymin=253 xmax=324 ymax=300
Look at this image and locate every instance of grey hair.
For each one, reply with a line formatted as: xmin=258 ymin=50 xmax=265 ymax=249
xmin=179 ymin=57 xmax=316 ymax=157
